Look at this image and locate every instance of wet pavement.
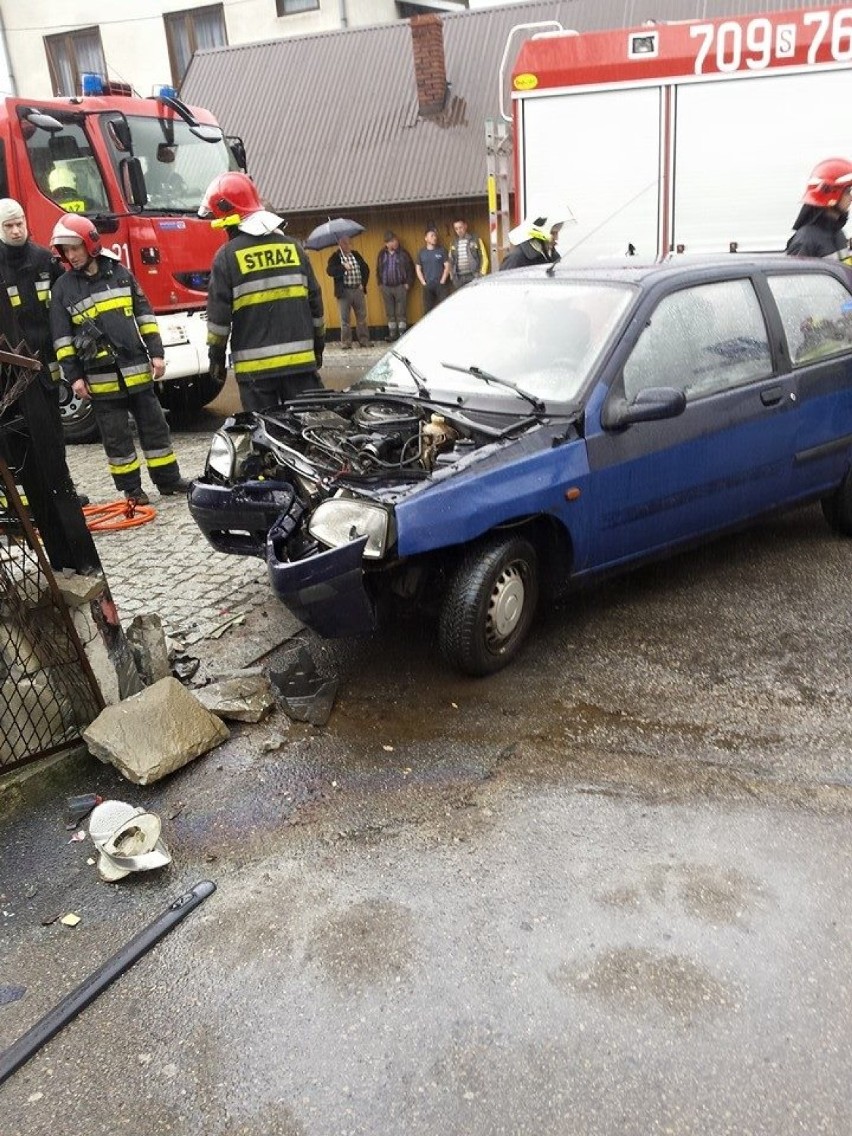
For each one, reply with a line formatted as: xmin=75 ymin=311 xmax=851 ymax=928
xmin=2 ymin=351 xmax=852 ymax=1133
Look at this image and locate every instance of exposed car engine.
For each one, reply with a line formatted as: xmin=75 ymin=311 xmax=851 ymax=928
xmin=257 ymin=398 xmax=472 ymax=479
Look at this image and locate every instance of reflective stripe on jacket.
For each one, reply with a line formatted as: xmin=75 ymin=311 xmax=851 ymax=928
xmin=0 ymin=240 xmax=64 ymax=375
xmin=206 ymin=231 xmax=324 ymax=380
xmin=50 ymin=255 xmax=163 ymax=399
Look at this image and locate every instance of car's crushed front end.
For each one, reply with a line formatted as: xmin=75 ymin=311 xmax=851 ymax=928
xmin=187 ymin=391 xmax=505 ymax=636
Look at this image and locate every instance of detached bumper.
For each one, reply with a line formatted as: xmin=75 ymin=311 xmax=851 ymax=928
xmin=188 ymin=479 xmax=302 ymax=557
xmin=266 ymin=520 xmax=376 ymax=637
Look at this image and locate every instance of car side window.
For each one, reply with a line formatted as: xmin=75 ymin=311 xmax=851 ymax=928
xmin=766 ymin=272 xmax=852 ymax=366
xmin=623 ymin=279 xmax=772 ymax=403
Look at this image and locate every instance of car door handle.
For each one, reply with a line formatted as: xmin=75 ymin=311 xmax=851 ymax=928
xmin=760 ymin=386 xmax=784 ymax=406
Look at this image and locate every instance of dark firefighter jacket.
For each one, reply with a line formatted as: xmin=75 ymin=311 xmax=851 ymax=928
xmin=499 ymin=239 xmax=560 ymax=271
xmin=51 ymin=255 xmax=163 ymax=400
xmin=786 ymin=206 xmax=851 ymax=260
xmin=0 ymin=239 xmax=64 ymax=384
xmin=206 ymin=230 xmax=325 ymax=382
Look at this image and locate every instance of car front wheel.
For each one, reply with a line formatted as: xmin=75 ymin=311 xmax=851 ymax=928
xmin=821 ymin=469 xmax=852 ymax=536
xmin=439 ymin=535 xmax=539 ymax=676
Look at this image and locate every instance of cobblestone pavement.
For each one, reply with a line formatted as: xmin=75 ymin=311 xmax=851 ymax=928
xmin=61 ymin=344 xmax=385 ymax=653
xmin=65 ymin=428 xmax=271 ymax=647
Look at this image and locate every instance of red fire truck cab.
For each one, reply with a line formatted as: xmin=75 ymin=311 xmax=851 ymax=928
xmin=1 ymin=78 xmax=241 ymax=440
xmin=510 ymin=4 xmax=852 ymax=264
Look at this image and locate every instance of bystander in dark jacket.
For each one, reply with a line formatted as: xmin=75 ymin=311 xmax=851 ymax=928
xmin=376 ymin=231 xmax=415 ymax=340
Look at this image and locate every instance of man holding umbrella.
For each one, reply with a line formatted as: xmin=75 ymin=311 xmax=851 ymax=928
xmin=200 ymin=172 xmax=325 ymax=412
xmin=322 ymin=224 xmax=370 ymax=350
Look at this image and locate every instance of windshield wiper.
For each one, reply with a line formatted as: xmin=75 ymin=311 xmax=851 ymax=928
xmin=440 ymin=362 xmax=546 ymax=414
xmin=391 ymin=350 xmax=430 ymax=398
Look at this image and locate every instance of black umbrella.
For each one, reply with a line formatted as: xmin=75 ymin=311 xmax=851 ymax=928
xmin=304 ymin=217 xmax=365 ymax=250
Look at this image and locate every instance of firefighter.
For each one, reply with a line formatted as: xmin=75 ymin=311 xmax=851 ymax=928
xmin=49 ymin=214 xmax=191 ymax=504
xmin=500 ymin=214 xmax=565 ymax=271
xmin=199 ymin=172 xmax=325 ymax=412
xmin=786 ymin=157 xmax=852 ymax=260
xmin=0 ymin=198 xmax=88 ymax=504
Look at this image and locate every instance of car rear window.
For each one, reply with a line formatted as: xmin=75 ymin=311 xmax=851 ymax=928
xmin=766 ymin=271 xmax=852 ymax=367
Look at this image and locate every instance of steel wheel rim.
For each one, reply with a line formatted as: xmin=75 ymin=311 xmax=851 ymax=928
xmin=485 ymin=562 xmax=526 ymax=647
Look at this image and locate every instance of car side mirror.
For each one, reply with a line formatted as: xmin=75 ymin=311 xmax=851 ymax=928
xmin=602 ymin=386 xmax=687 ymax=429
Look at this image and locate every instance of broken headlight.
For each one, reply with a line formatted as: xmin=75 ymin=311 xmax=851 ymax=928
xmin=308 ymin=498 xmax=391 ymax=560
xmin=205 ymin=428 xmax=253 ymax=481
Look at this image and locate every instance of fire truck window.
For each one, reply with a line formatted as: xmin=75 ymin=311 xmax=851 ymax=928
xmin=623 ymin=280 xmax=771 ymax=403
xmin=24 ymin=121 xmax=109 ymax=214
xmin=766 ymin=272 xmax=852 ymax=366
xmin=100 ymin=114 xmax=236 ymax=212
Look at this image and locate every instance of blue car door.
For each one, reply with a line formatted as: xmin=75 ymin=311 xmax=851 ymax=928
xmin=577 ymin=275 xmax=796 ymax=574
xmin=763 ymin=268 xmax=852 ymax=501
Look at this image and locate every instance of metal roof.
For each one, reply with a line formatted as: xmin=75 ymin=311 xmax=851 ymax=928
xmin=181 ymin=0 xmax=835 ymax=214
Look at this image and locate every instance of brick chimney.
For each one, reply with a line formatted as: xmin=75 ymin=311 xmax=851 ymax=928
xmin=410 ymin=15 xmax=448 ymax=116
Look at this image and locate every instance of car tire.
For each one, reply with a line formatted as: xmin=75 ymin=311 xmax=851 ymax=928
xmin=439 ymin=535 xmax=539 ymax=676
xmin=59 ymin=381 xmax=100 ymax=444
xmin=821 ymin=469 xmax=852 ymax=535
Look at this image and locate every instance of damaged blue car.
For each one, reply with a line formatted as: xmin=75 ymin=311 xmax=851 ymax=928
xmin=188 ymin=257 xmax=852 ymax=675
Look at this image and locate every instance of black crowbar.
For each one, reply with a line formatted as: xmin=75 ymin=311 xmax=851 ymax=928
xmin=0 ymin=879 xmax=216 ymax=1087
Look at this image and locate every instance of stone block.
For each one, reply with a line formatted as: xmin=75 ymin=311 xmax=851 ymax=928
xmin=56 ymin=572 xmax=107 ymax=608
xmin=126 ymin=613 xmax=171 ymax=685
xmin=193 ymin=674 xmax=277 ymax=722
xmin=82 ymin=676 xmax=229 ymax=785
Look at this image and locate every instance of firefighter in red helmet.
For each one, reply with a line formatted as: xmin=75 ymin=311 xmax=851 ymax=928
xmin=786 ymin=157 xmax=852 ymax=260
xmin=49 ymin=213 xmax=191 ymax=503
xmin=200 ymin=172 xmax=325 ymax=411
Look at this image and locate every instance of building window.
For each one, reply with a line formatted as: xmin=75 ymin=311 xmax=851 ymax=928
xmin=44 ymin=27 xmax=107 ymax=97
xmin=276 ymin=0 xmax=320 ymax=15
xmin=164 ymin=5 xmax=228 ymax=88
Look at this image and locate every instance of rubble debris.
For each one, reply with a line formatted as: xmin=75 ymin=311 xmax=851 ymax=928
xmin=88 ymin=800 xmax=172 ymax=881
xmin=207 ymin=612 xmax=246 ymax=639
xmin=193 ymin=674 xmax=277 ymax=723
xmin=172 ymin=655 xmax=200 ymax=682
xmin=278 ymin=679 xmax=339 ymax=727
xmin=54 ymin=572 xmax=105 ymax=607
xmin=126 ymin=613 xmax=171 ymax=686
xmin=260 ymin=731 xmax=289 ymax=753
xmin=66 ymin=793 xmax=102 ymax=827
xmin=59 ymin=913 xmax=81 ymax=927
xmin=82 ymin=676 xmax=229 ymax=785
xmin=269 ymin=645 xmax=339 ymax=726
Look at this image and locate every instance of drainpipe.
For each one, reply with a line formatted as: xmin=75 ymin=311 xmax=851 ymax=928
xmin=0 ymin=8 xmax=17 ymax=96
xmin=338 ymin=0 xmax=348 ymax=30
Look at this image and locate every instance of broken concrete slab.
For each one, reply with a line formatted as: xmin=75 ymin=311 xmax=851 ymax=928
xmin=82 ymin=676 xmax=229 ymax=785
xmin=193 ymin=674 xmax=277 ymax=723
xmin=55 ymin=572 xmax=106 ymax=607
xmin=126 ymin=613 xmax=171 ymax=686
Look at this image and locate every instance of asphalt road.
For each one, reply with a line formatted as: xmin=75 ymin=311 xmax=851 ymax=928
xmin=1 ymin=356 xmax=852 ymax=1134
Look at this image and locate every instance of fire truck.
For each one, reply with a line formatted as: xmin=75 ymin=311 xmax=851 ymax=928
xmin=0 ymin=76 xmax=242 ymax=440
xmin=509 ymin=4 xmax=852 ymax=263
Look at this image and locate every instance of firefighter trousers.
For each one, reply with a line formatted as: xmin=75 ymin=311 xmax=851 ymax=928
xmin=91 ymin=386 xmax=182 ymax=494
xmin=238 ymin=370 xmax=322 ymax=413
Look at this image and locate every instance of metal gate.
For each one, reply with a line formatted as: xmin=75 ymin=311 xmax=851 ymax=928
xmin=0 ymin=344 xmax=104 ymax=771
